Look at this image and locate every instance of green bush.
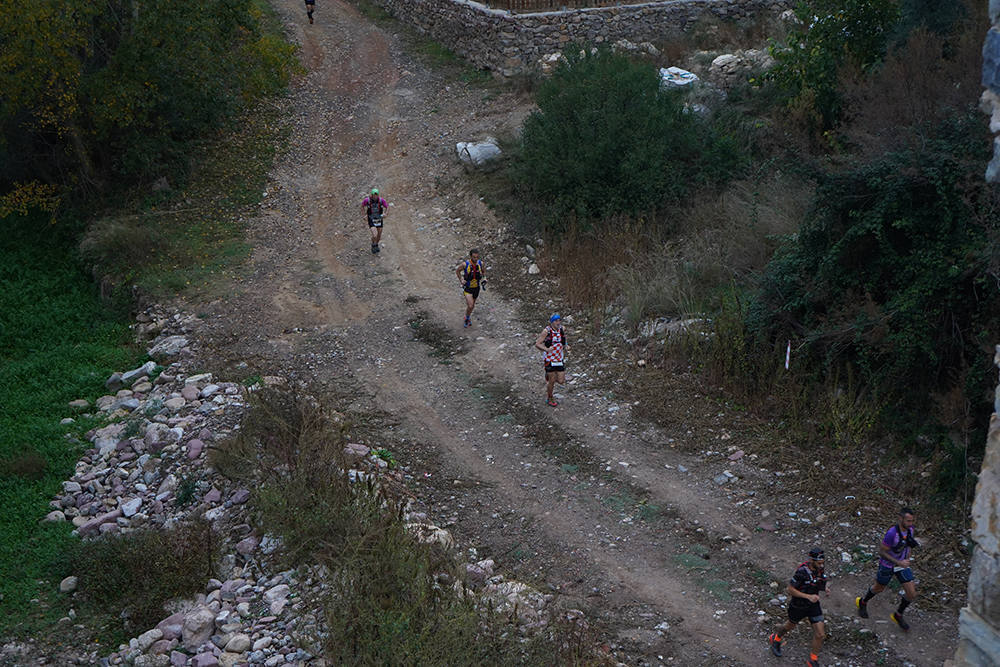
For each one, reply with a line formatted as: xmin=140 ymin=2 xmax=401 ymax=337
xmin=514 ymin=47 xmax=741 ymax=229
xmin=767 ymin=0 xmax=900 ymax=129
xmin=748 ymin=112 xmax=999 ymax=430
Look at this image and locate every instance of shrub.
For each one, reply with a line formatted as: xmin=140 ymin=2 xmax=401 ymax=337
xmin=767 ymin=0 xmax=900 ymax=129
xmin=514 ymin=47 xmax=741 ymax=229
xmin=748 ymin=112 xmax=1000 ymax=432
xmin=78 ymin=217 xmax=168 ymax=280
xmin=839 ymin=8 xmax=986 ymax=157
xmin=71 ymin=520 xmax=216 ymax=642
xmin=0 ymin=0 xmax=297 ymax=207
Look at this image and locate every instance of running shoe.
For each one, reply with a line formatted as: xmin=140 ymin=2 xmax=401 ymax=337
xmin=463 ymin=317 xmax=470 ymax=328
xmin=371 ymin=244 xmax=378 ymax=254
xmin=308 ymin=15 xmax=313 ymax=23
xmin=856 ymin=597 xmax=869 ymax=619
xmin=891 ymin=612 xmax=910 ymax=632
xmin=546 ymin=399 xmax=558 ymax=407
xmin=768 ymin=633 xmax=782 ymax=657
xmin=806 ymin=656 xmax=819 ymax=667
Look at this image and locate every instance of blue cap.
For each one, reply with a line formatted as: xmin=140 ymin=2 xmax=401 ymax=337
xmin=550 ymin=313 xmax=561 ymax=322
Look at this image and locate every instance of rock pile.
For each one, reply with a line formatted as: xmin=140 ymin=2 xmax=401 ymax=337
xmin=705 ymin=49 xmax=776 ymax=89
xmin=43 ymin=308 xmax=571 ymax=666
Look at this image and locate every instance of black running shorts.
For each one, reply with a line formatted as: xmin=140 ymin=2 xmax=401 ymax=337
xmin=788 ymin=601 xmax=823 ymax=624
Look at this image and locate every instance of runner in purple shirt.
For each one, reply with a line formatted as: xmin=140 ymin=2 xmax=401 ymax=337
xmin=856 ymin=507 xmax=919 ymax=631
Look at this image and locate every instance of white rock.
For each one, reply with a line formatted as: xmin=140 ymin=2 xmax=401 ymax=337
xmin=527 ymin=263 xmax=540 ymax=275
xmin=120 ymin=497 xmax=142 ymax=518
xmin=59 ymin=576 xmax=78 ymax=593
xmin=121 ymin=361 xmax=157 ymax=385
xmin=711 ymin=54 xmax=740 ymax=70
xmin=456 ymin=139 xmax=502 ymax=172
xmin=263 ymin=584 xmax=290 ymax=604
xmin=181 ymin=606 xmax=215 ymax=650
xmin=147 ymin=336 xmax=188 ymax=361
xmin=224 ymin=633 xmax=252 ymax=653
xmin=136 ymin=628 xmax=163 ymax=652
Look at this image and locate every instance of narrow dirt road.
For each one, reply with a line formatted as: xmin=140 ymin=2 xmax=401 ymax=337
xmin=188 ymin=2 xmax=963 ymax=664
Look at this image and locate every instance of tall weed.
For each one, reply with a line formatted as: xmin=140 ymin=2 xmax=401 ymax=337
xmin=605 ymin=173 xmax=811 ymax=325
xmin=839 ymin=11 xmax=986 ymax=157
xmin=213 ymin=388 xmax=607 ymax=665
xmin=70 ymin=520 xmax=216 ymax=644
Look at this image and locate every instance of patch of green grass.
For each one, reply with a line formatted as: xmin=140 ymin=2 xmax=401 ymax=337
xmin=354 ymin=0 xmax=394 ymax=23
xmin=80 ymin=99 xmax=291 ymax=300
xmin=373 ymin=447 xmax=397 ymax=469
xmin=673 ymin=553 xmax=712 ymax=571
xmin=602 ymin=491 xmax=636 ymax=514
xmin=636 ymin=501 xmax=665 ymax=523
xmin=0 ymin=214 xmax=140 ymax=637
xmin=175 ymin=476 xmax=199 ymax=507
xmin=413 ymin=40 xmax=493 ymax=84
xmin=701 ymin=579 xmax=733 ymax=601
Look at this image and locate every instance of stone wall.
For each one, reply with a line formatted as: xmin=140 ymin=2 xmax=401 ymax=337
xmin=983 ymin=0 xmax=1000 ymax=182
xmin=374 ymin=0 xmax=790 ymax=76
xmin=951 ymin=346 xmax=1000 ymax=665
xmin=951 ymin=4 xmax=1000 ymax=661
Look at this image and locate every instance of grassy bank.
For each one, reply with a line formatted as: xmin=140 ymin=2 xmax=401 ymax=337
xmin=0 ymin=215 xmax=140 ymax=635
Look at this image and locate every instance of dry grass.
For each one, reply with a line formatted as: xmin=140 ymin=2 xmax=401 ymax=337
xmin=211 ymin=387 xmax=612 ymax=665
xmin=839 ymin=10 xmax=987 ymax=156
xmin=614 ymin=173 xmax=812 ymax=326
xmin=537 ymin=173 xmax=812 ymax=329
xmin=538 ymin=219 xmax=644 ymax=314
xmin=72 ymin=519 xmax=216 ymax=643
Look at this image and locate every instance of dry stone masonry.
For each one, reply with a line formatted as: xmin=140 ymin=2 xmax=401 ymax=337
xmin=984 ymin=0 xmax=1000 ymax=182
xmin=373 ymin=0 xmax=790 ymax=76
xmin=950 ymin=347 xmax=1000 ymax=665
xmin=950 ymin=4 xmax=1000 ymax=661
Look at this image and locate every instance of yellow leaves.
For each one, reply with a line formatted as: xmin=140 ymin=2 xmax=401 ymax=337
xmin=0 ymin=182 xmax=62 ymax=219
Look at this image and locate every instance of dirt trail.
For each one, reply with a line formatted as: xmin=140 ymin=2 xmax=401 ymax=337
xmin=188 ymin=2 xmax=961 ymax=664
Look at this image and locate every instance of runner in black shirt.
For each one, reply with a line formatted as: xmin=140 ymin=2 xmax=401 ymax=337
xmin=768 ymin=547 xmax=829 ymax=667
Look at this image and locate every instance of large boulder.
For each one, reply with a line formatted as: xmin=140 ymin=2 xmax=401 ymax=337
xmin=456 ymin=138 xmax=502 ymax=172
xmin=181 ymin=605 xmax=216 ymax=650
